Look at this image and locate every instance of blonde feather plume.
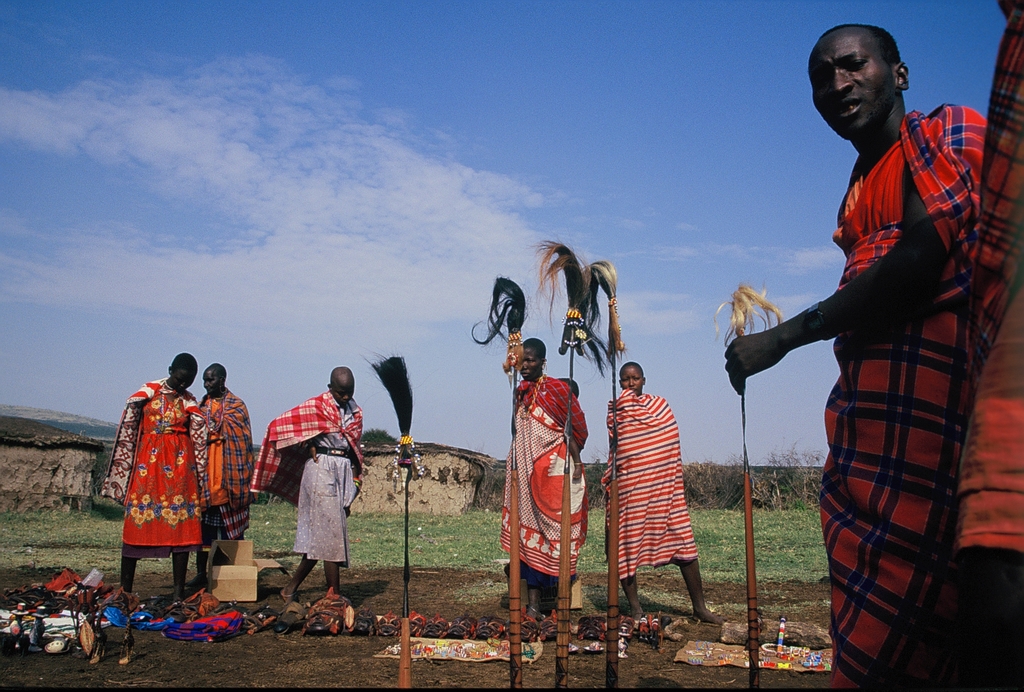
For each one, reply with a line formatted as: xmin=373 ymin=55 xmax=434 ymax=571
xmin=715 ymin=284 xmax=783 ymax=343
xmin=590 ymin=259 xmax=626 ymax=357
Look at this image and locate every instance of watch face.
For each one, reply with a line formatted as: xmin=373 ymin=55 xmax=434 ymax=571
xmin=805 ymin=307 xmax=825 ymax=333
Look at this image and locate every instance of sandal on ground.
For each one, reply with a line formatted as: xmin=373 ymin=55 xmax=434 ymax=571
xmin=376 ymin=611 xmax=400 ymax=637
xmin=421 ymin=613 xmax=449 ymax=639
xmin=519 ymin=611 xmax=540 ymax=643
xmin=408 ymin=611 xmax=428 ymax=638
xmin=447 ymin=614 xmax=476 ymax=640
xmin=538 ymin=610 xmax=558 ymax=641
xmin=301 ymin=589 xmax=354 ymax=636
xmin=475 ymin=616 xmax=505 ymax=640
xmin=351 ymin=607 xmax=377 ymax=636
xmin=273 ymin=600 xmax=307 ymax=634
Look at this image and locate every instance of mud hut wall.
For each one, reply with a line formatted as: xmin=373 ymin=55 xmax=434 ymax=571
xmin=0 ymin=444 xmax=96 ymax=512
xmin=351 ymin=449 xmax=487 ymax=516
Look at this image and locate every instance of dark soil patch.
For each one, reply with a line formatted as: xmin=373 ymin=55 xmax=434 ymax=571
xmin=0 ymin=566 xmax=831 ymax=688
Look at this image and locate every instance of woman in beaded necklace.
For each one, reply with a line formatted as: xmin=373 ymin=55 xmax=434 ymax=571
xmin=500 ymin=338 xmax=588 ymax=620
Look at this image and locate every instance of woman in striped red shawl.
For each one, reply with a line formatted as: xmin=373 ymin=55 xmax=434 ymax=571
xmin=604 ymin=362 xmax=723 ymax=624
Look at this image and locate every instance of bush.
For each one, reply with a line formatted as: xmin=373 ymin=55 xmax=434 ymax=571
xmin=682 ymin=461 xmax=744 ymax=509
xmin=362 ymin=428 xmax=398 ymax=445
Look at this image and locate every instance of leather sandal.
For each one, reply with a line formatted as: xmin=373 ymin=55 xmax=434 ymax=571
xmin=273 ymin=600 xmax=307 ymax=634
xmin=447 ymin=614 xmax=476 ymax=640
xmin=475 ymin=616 xmax=505 ymax=640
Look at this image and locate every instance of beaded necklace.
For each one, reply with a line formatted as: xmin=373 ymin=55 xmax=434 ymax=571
xmin=520 ymin=375 xmax=547 ymax=411
xmin=204 ymin=394 xmax=225 ymax=434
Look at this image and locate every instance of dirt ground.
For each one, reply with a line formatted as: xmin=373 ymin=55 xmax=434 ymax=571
xmin=0 ymin=565 xmax=831 ymax=688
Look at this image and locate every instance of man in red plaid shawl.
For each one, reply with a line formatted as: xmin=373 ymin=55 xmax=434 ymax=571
xmin=186 ymin=363 xmax=256 ymax=590
xmin=726 ymin=25 xmax=985 ymax=686
xmin=251 ymin=367 xmax=363 ymax=601
xmin=956 ymin=1 xmax=1024 ymax=687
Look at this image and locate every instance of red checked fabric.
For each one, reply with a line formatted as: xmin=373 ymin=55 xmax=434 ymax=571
xmin=251 ymin=392 xmax=363 ymax=506
xmin=821 ymin=105 xmax=985 ymax=687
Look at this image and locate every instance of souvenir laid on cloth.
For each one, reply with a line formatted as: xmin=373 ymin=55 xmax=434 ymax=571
xmin=675 ymin=640 xmax=832 ymax=673
xmin=101 ymin=606 xmax=170 ymax=632
xmin=1 ymin=609 xmax=97 ymax=637
xmin=161 ymin=611 xmax=244 ymax=642
xmin=374 ymin=637 xmax=543 ymax=663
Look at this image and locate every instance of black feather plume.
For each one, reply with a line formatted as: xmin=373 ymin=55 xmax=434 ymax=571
xmin=472 ymin=277 xmax=526 ymax=346
xmin=370 ymin=356 xmax=414 ymax=436
xmin=537 ymin=241 xmax=609 ymax=374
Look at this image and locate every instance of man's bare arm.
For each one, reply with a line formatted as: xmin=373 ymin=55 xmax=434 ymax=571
xmin=725 ymin=166 xmax=950 ymax=394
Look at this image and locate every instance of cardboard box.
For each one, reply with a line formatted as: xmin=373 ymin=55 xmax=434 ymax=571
xmin=208 ymin=540 xmax=284 ymax=602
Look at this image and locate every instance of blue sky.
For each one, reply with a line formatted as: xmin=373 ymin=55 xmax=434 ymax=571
xmin=0 ymin=1 xmax=1006 ymax=464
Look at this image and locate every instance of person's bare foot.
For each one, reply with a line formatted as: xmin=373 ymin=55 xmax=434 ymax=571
xmin=693 ymin=608 xmax=724 ymax=625
xmin=281 ymin=588 xmax=297 ymax=604
xmin=524 ymin=605 xmax=543 ymax=621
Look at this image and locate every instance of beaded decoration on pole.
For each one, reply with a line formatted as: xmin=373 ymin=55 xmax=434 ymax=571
xmin=389 ymin=433 xmax=426 ymax=492
xmin=561 ymin=307 xmax=588 ymax=356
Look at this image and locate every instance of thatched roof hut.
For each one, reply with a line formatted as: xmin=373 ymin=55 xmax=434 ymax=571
xmin=351 ymin=442 xmax=499 ymax=516
xmin=0 ymin=416 xmax=104 ymax=512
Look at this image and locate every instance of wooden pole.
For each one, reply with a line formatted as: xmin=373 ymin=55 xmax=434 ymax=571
xmin=399 ymin=461 xmax=413 ymax=689
xmin=508 ymin=372 xmax=523 ymax=688
xmin=556 ymin=349 xmax=576 ymax=689
xmin=741 ymin=393 xmax=759 ymax=687
xmin=605 ymin=353 xmax=620 ymax=688
xmin=398 ymin=616 xmax=412 ymax=688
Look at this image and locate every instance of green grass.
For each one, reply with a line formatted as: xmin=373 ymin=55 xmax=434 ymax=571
xmin=0 ymin=502 xmax=826 ymax=583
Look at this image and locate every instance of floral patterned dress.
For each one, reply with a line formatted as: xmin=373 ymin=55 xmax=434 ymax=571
xmin=122 ymin=388 xmax=204 ymax=547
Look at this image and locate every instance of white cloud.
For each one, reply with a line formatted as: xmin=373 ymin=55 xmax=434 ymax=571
xmin=784 ymin=245 xmax=843 ymax=274
xmin=618 ymin=290 xmax=702 ymax=335
xmin=0 ymin=56 xmax=545 ymax=352
xmin=648 ymin=242 xmax=842 ymax=275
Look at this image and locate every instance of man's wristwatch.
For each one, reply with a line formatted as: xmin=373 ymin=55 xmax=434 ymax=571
xmin=804 ymin=302 xmax=828 ymax=340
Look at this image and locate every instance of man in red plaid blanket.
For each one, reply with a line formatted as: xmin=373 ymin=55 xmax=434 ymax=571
xmin=251 ymin=367 xmax=363 ymax=601
xmin=955 ymin=1 xmax=1024 ymax=687
xmin=186 ymin=363 xmax=256 ymax=590
xmin=725 ymin=25 xmax=986 ymax=686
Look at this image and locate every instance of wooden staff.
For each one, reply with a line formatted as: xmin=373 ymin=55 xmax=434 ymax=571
xmin=716 ymin=285 xmax=780 ymax=689
xmin=508 ymin=370 xmax=523 ymax=688
xmin=556 ymin=345 xmax=577 ymax=689
xmin=589 ymin=258 xmax=624 ymax=687
xmin=538 ymin=242 xmax=608 ymax=688
xmin=741 ymin=393 xmax=759 ymax=687
xmin=605 ymin=350 xmax=620 ymax=688
xmin=471 ymin=276 xmax=527 ymax=688
xmin=370 ymin=356 xmax=417 ymax=690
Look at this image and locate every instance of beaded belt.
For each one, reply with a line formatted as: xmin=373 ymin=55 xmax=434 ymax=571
xmin=314 ymin=447 xmax=348 ymax=456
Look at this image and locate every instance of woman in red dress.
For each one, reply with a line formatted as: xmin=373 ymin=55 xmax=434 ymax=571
xmin=102 ymin=353 xmax=209 ymax=601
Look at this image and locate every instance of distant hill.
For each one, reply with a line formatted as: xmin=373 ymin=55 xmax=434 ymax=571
xmin=0 ymin=405 xmax=118 ymax=441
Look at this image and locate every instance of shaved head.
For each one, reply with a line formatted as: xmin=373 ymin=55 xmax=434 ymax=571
xmin=329 ymin=366 xmax=355 ymax=406
xmin=331 ymin=366 xmax=353 ymax=388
